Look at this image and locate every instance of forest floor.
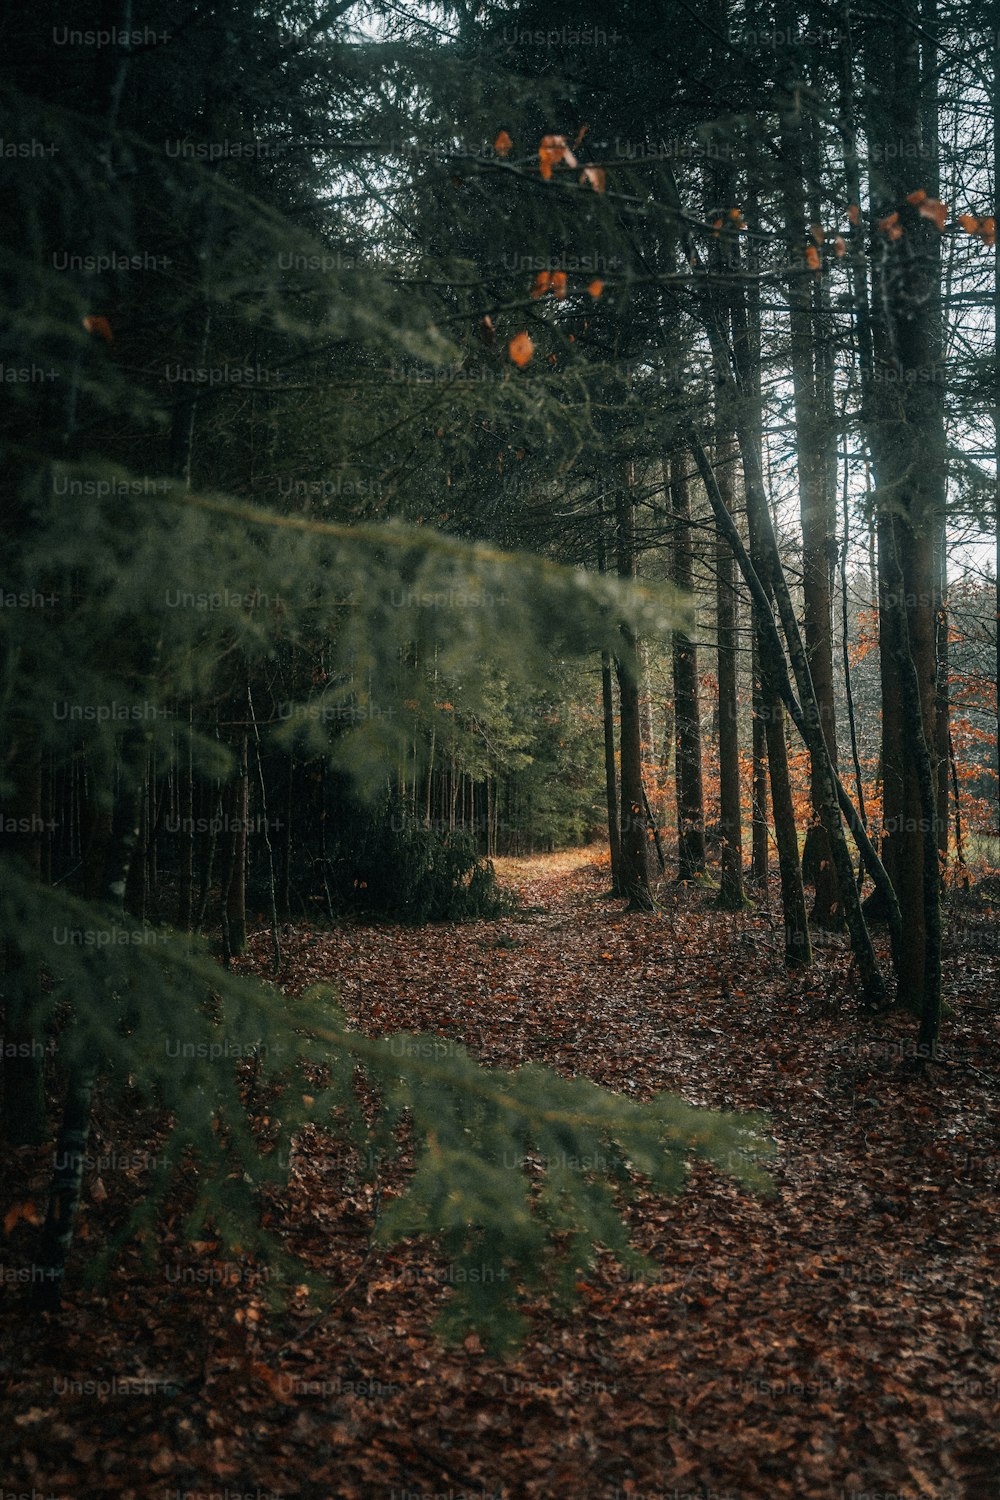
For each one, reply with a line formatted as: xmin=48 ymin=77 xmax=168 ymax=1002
xmin=3 ymin=849 xmax=1000 ymax=1500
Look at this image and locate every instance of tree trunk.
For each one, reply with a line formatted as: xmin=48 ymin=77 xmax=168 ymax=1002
xmin=615 ymin=470 xmax=654 ymax=911
xmin=779 ymin=91 xmax=841 ymax=928
xmin=669 ymin=454 xmax=706 ymax=880
xmin=751 ymin=628 xmax=770 ymax=888
xmin=714 ymin=428 xmax=746 ymax=908
xmin=601 ymin=651 xmax=622 ymax=893
xmin=223 ymin=733 xmax=249 ymax=960
xmin=864 ymin=0 xmax=946 ymax=1036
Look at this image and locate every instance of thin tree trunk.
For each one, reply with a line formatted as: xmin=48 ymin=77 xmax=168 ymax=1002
xmin=779 ymin=90 xmax=841 ymax=928
xmin=751 ymin=628 xmax=770 ymax=888
xmin=714 ymin=428 xmax=746 ymax=908
xmin=615 ymin=468 xmax=654 ymax=911
xmin=223 ymin=733 xmax=249 ymax=961
xmin=669 ymin=454 xmax=706 ymax=880
xmin=601 ymin=651 xmax=622 ymax=893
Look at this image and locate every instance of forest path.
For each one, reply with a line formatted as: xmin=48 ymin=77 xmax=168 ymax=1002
xmin=4 ymin=852 xmax=998 ymax=1500
xmin=242 ymin=847 xmax=999 ymax=1499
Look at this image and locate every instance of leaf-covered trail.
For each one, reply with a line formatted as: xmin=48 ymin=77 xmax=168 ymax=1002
xmin=4 ymin=851 xmax=999 ymax=1499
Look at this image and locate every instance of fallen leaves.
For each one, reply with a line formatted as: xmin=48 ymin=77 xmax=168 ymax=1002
xmin=1 ymin=854 xmax=998 ymax=1500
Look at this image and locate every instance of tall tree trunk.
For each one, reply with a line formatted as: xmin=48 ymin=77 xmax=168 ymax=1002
xmin=779 ymin=87 xmax=841 ymax=928
xmin=751 ymin=629 xmax=770 ymax=888
xmin=596 ymin=518 xmax=622 ymax=893
xmin=993 ymin=1 xmax=1000 ymax=840
xmin=615 ymin=469 xmax=654 ymax=911
xmin=223 ymin=733 xmax=249 ymax=961
xmin=864 ymin=0 xmax=946 ymax=1038
xmin=669 ymin=454 xmax=706 ymax=880
xmin=714 ymin=427 xmax=746 ymax=908
xmin=601 ymin=651 xmax=622 ymax=893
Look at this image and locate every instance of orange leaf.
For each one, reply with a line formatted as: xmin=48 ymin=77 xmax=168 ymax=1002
xmin=917 ymin=197 xmax=947 ymax=230
xmin=906 ymin=188 xmax=928 ymax=205
xmin=805 ymin=245 xmax=821 ymax=270
xmin=508 ymin=332 xmax=534 ymax=367
xmin=587 ymin=278 xmax=604 ymax=298
xmin=573 ymin=123 xmax=589 ymax=149
xmin=493 ymin=129 xmax=512 ymax=157
xmin=4 ymin=1200 xmax=42 ymax=1234
xmin=712 ymin=217 xmax=723 ymax=238
xmin=538 ymin=134 xmax=576 ymax=180
xmin=959 ymin=213 xmax=980 ymax=234
xmin=848 ymin=203 xmax=860 ymax=226
xmin=82 ymin=314 xmax=113 ymax=343
xmin=580 ymin=164 xmax=606 ymax=193
xmin=834 ymin=235 xmax=847 ymax=257
xmin=550 ymin=270 xmax=567 ymax=299
xmin=531 ymin=271 xmax=552 ymax=299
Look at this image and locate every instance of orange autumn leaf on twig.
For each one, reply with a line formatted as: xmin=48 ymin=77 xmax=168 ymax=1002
xmin=580 ymin=164 xmax=606 ymax=193
xmin=538 ymin=134 xmax=577 ymax=180
xmin=493 ymin=129 xmax=512 ymax=157
xmin=508 ymin=332 xmax=534 ymax=367
xmin=907 ymin=189 xmax=948 ymax=230
xmin=805 ymin=245 xmax=821 ymax=270
xmin=82 ymin=314 xmax=114 ymax=343
xmin=848 ymin=203 xmax=860 ymax=226
xmin=531 ymin=270 xmax=567 ymax=299
xmin=878 ymin=211 xmax=903 ymax=241
xmin=959 ymin=212 xmax=996 ymax=246
xmin=587 ymin=278 xmax=604 ymax=298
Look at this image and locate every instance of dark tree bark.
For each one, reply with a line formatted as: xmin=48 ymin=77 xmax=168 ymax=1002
xmin=863 ymin=0 xmax=947 ymax=1038
xmin=223 ymin=733 xmax=249 ymax=961
xmin=669 ymin=454 xmax=706 ymax=881
xmin=615 ymin=470 xmax=654 ymax=911
xmin=601 ymin=651 xmax=622 ymax=894
xmin=714 ymin=428 xmax=746 ymax=908
xmin=750 ymin=628 xmax=770 ymax=888
xmin=779 ymin=88 xmax=841 ymax=928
